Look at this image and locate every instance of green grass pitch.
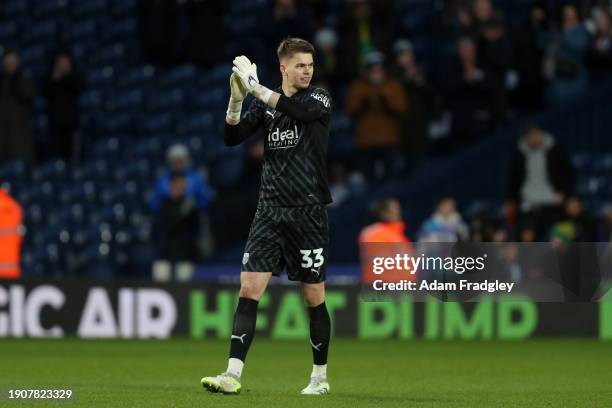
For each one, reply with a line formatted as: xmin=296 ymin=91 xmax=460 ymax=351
xmin=1 ymin=338 xmax=611 ymax=407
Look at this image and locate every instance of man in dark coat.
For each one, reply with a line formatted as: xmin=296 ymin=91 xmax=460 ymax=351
xmin=506 ymin=124 xmax=575 ymax=240
xmin=0 ymin=51 xmax=36 ymax=164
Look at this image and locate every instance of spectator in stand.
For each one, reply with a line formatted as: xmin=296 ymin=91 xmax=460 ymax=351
xmin=44 ymin=50 xmax=84 ymax=162
xmin=472 ymin=0 xmax=497 ymax=32
xmin=312 ymin=27 xmax=340 ymax=93
xmin=152 ymin=173 xmax=201 ymax=282
xmin=549 ymin=196 xmax=596 ymax=242
xmin=587 ymin=8 xmax=612 ymax=81
xmin=260 ymin=0 xmax=312 ymax=74
xmin=418 ymin=197 xmax=469 ymax=242
xmin=149 ymin=144 xmax=212 ymax=213
xmin=506 ymin=124 xmax=575 ymax=240
xmin=346 ymin=51 xmax=408 ymax=179
xmin=359 ymin=198 xmax=411 ymax=243
xmin=392 ymin=39 xmax=439 ymax=167
xmin=358 ymin=198 xmax=414 ymax=283
xmin=441 ymin=37 xmax=498 ymax=147
xmin=0 ymin=50 xmax=36 ymax=164
xmin=439 ymin=3 xmax=478 ymax=42
xmin=545 ymin=5 xmax=590 ymax=104
xmin=336 ymin=0 xmax=394 ymax=81
xmin=513 ymin=4 xmax=549 ymax=111
xmin=478 ymin=16 xmax=514 ymax=121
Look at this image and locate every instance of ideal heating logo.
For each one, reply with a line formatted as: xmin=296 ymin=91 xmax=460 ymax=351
xmin=267 ymin=125 xmax=300 ymax=149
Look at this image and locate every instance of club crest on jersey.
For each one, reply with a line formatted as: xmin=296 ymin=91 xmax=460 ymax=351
xmin=267 ymin=125 xmax=300 ymax=149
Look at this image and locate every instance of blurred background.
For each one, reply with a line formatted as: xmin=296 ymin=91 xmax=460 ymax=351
xmin=1 ymin=0 xmax=612 ymax=283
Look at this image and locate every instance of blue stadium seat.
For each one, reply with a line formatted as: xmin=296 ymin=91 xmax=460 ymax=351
xmin=101 ymin=112 xmax=133 ymax=133
xmin=141 ymin=112 xmax=174 ymax=134
xmin=0 ymin=160 xmax=29 ymax=183
xmin=593 ymin=153 xmax=612 ymax=173
xmin=176 ymin=113 xmax=214 ymax=135
xmin=79 ymin=89 xmax=104 ymax=111
xmin=106 ymin=88 xmax=143 ymax=112
xmin=31 ymin=0 xmax=68 ymax=19
xmin=116 ymin=65 xmax=156 ymax=88
xmin=3 ymin=0 xmax=28 ymax=17
xmin=101 ymin=18 xmax=137 ymax=42
xmin=72 ymin=0 xmax=107 ymax=18
xmin=32 ymin=160 xmax=68 ymax=182
xmin=22 ymin=20 xmax=56 ymax=44
xmin=189 ymin=86 xmax=225 ymax=110
xmin=92 ymin=137 xmax=121 ymax=159
xmin=99 ymin=182 xmax=141 ymax=207
xmin=24 ymin=203 xmax=44 ymax=226
xmin=113 ymin=160 xmax=151 ymax=182
xmin=58 ymin=182 xmax=98 ymax=205
xmin=16 ymin=181 xmax=56 ymax=205
xmin=145 ymin=88 xmax=184 ymax=112
xmin=110 ymin=0 xmax=137 ymax=17
xmin=19 ymin=44 xmax=48 ymax=67
xmin=572 ymin=152 xmax=594 ymax=171
xmin=209 ymin=152 xmax=245 ymax=189
xmin=72 ymin=159 xmax=109 ymax=182
xmin=21 ymin=248 xmax=47 ymax=277
xmin=86 ymin=66 xmax=115 ymax=87
xmin=159 ymin=65 xmax=197 ymax=87
xmin=70 ymin=19 xmax=98 ymax=41
xmin=90 ymin=43 xmax=126 ymax=68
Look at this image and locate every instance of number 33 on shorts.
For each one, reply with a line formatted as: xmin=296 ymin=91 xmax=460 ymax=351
xmin=300 ymin=248 xmax=324 ymax=269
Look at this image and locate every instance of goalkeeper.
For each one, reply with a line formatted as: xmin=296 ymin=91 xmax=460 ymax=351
xmin=201 ymin=38 xmax=333 ymax=395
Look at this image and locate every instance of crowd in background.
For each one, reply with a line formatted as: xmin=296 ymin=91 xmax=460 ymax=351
xmin=3 ymin=0 xmax=612 ymax=168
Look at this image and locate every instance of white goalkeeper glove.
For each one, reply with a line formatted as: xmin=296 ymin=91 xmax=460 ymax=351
xmin=232 ymin=55 xmax=273 ymax=103
xmin=227 ymin=72 xmax=247 ymax=121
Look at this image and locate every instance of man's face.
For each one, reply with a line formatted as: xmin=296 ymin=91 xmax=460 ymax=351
xmin=171 ymin=157 xmax=188 ymax=172
xmin=458 ymin=40 xmax=476 ymax=62
xmin=367 ymin=65 xmax=385 ymax=85
xmin=384 ymin=200 xmax=402 ymax=222
xmin=525 ymin=129 xmax=544 ymax=148
xmin=3 ymin=53 xmax=19 ymax=75
xmin=438 ymin=199 xmax=456 ymax=217
xmin=280 ymin=52 xmax=314 ymax=90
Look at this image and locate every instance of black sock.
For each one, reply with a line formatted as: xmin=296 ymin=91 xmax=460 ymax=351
xmin=229 ymin=297 xmax=258 ymax=362
xmin=308 ymin=302 xmax=331 ymax=366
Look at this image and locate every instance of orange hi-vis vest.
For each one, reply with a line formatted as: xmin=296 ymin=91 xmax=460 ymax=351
xmin=358 ymin=221 xmax=416 ymax=284
xmin=0 ymin=189 xmax=23 ymax=279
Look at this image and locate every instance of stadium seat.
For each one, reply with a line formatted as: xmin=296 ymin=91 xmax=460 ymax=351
xmin=116 ymin=65 xmax=156 ymax=88
xmin=145 ymin=88 xmax=184 ymax=112
xmin=110 ymin=0 xmax=137 ymax=17
xmin=32 ymin=160 xmax=67 ymax=182
xmin=16 ymin=181 xmax=56 ymax=205
xmin=71 ymin=159 xmax=109 ymax=182
xmin=0 ymin=160 xmax=29 ymax=183
xmin=113 ymin=161 xmax=151 ymax=182
xmin=71 ymin=0 xmax=107 ymax=18
xmin=69 ymin=18 xmax=98 ymax=41
xmin=58 ymin=182 xmax=98 ymax=205
xmin=106 ymin=88 xmax=143 ymax=112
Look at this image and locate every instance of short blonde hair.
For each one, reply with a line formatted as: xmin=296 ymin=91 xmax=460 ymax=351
xmin=277 ymin=38 xmax=315 ymax=62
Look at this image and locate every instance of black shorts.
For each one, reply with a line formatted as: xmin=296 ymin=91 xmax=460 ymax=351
xmin=241 ymin=204 xmax=329 ymax=283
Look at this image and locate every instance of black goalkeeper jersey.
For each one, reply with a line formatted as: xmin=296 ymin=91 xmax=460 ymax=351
xmin=224 ymin=86 xmax=333 ymax=207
